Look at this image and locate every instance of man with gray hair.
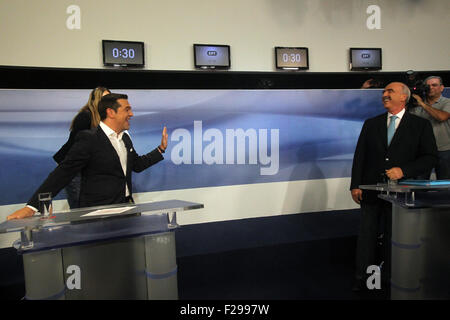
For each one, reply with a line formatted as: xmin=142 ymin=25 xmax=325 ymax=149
xmin=411 ymin=76 xmax=450 ymax=179
xmin=350 ymin=82 xmax=438 ymax=292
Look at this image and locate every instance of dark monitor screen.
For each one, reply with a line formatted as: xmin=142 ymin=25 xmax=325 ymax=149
xmin=103 ymin=40 xmax=145 ymax=67
xmin=350 ymin=48 xmax=382 ymax=71
xmin=194 ymin=44 xmax=230 ymax=69
xmin=275 ymin=47 xmax=309 ymax=70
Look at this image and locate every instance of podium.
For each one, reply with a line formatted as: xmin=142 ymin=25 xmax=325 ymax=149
xmin=359 ymin=182 xmax=450 ymax=299
xmin=0 ymin=200 xmax=203 ymax=300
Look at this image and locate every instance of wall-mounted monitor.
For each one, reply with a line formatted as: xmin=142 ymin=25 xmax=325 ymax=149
xmin=349 ymin=48 xmax=382 ymax=71
xmin=102 ymin=40 xmax=145 ymax=67
xmin=275 ymin=47 xmax=309 ymax=70
xmin=194 ymin=44 xmax=230 ymax=69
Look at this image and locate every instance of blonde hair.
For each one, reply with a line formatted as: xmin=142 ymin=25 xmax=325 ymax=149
xmin=70 ymin=87 xmax=110 ymax=130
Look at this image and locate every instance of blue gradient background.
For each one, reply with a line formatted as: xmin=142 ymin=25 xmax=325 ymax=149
xmin=2 ymin=88 xmax=445 ymax=206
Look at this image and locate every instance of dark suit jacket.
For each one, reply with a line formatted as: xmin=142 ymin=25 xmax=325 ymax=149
xmin=28 ymin=126 xmax=164 ymax=208
xmin=350 ymin=111 xmax=438 ymax=203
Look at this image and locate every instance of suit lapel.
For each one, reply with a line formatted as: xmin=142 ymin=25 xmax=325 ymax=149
xmin=378 ymin=113 xmax=388 ymax=150
xmin=122 ymin=133 xmax=133 ymax=177
xmin=389 ymin=111 xmax=409 ymax=148
xmin=97 ymin=126 xmax=125 ymax=176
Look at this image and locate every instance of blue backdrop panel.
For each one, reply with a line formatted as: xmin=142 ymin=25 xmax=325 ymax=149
xmin=0 ymin=88 xmax=411 ymax=205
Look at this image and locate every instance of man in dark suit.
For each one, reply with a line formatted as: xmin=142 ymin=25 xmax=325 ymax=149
xmin=7 ymin=93 xmax=168 ymax=220
xmin=350 ymin=82 xmax=438 ymax=291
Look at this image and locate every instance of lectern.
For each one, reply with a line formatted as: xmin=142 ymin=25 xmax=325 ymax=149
xmin=359 ymin=182 xmax=450 ymax=299
xmin=0 ymin=200 xmax=203 ymax=300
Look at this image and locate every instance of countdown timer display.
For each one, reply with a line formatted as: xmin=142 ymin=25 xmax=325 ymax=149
xmin=275 ymin=47 xmax=309 ymax=70
xmin=102 ymin=40 xmax=145 ymax=67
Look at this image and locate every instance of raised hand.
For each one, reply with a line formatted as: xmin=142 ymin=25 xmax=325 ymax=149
xmin=159 ymin=126 xmax=168 ymax=152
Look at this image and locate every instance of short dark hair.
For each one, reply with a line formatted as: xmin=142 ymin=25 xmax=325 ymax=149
xmin=98 ymin=93 xmax=128 ymax=120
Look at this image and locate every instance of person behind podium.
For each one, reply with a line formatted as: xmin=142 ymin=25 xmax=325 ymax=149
xmin=350 ymin=82 xmax=438 ymax=291
xmin=409 ymin=76 xmax=450 ymax=179
xmin=7 ymin=93 xmax=168 ymax=220
xmin=53 ymin=86 xmax=111 ymax=209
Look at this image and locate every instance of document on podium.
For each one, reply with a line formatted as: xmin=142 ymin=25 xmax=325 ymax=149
xmin=81 ymin=206 xmax=136 ymax=217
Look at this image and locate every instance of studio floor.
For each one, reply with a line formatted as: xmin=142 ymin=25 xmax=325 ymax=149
xmin=177 ymin=236 xmax=389 ymax=300
xmin=0 ymin=236 xmax=389 ymax=300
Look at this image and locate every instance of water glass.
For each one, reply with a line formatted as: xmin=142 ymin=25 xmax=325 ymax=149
xmin=38 ymin=192 xmax=53 ymax=219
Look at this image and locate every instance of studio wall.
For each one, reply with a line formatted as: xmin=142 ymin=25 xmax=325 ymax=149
xmin=0 ymin=87 xmax=375 ymax=249
xmin=0 ymin=0 xmax=449 ymax=72
xmin=0 ymin=0 xmax=449 ymax=251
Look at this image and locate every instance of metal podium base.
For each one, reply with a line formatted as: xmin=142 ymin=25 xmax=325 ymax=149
xmin=0 ymin=200 xmax=204 ymax=300
xmin=359 ymin=185 xmax=450 ymax=299
xmin=23 ymin=231 xmax=178 ymax=300
xmin=391 ymin=204 xmax=450 ymax=299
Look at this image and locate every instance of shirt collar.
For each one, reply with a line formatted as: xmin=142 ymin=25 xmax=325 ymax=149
xmin=388 ymin=108 xmax=405 ymax=120
xmin=100 ymin=121 xmax=124 ymax=140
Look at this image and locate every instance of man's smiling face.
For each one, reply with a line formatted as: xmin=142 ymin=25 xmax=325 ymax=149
xmin=112 ymin=99 xmax=133 ymax=132
xmin=382 ymin=82 xmax=407 ymax=114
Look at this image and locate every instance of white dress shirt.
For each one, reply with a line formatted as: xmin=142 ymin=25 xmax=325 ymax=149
xmin=387 ymin=108 xmax=406 ymax=130
xmin=99 ymin=122 xmax=130 ymax=197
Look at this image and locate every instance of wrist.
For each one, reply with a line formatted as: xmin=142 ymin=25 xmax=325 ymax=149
xmin=157 ymin=145 xmax=165 ymax=153
xmin=26 ymin=205 xmax=38 ymax=213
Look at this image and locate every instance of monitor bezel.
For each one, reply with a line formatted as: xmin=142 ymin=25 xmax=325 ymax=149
xmin=102 ymin=40 xmax=145 ymax=67
xmin=275 ymin=47 xmax=309 ymax=70
xmin=193 ymin=44 xmax=231 ymax=69
xmin=349 ymin=47 xmax=382 ymax=71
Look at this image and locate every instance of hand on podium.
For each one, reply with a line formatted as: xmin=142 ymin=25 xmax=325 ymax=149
xmin=7 ymin=207 xmax=35 ymax=221
xmin=385 ymin=167 xmax=404 ymax=180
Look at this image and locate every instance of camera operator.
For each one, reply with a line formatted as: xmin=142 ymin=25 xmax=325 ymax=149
xmin=410 ymin=76 xmax=450 ymax=179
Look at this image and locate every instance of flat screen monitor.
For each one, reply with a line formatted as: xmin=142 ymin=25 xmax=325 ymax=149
xmin=103 ymin=40 xmax=145 ymax=67
xmin=349 ymin=48 xmax=382 ymax=71
xmin=194 ymin=44 xmax=230 ymax=69
xmin=275 ymin=47 xmax=309 ymax=70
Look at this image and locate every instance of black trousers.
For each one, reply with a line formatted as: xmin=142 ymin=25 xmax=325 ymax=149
xmin=355 ymin=199 xmax=392 ymax=283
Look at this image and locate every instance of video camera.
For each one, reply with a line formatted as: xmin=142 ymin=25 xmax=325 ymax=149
xmin=405 ymin=70 xmax=430 ymax=109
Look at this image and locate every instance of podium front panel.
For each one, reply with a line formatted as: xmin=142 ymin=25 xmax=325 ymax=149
xmin=0 ymin=200 xmax=204 ymax=300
